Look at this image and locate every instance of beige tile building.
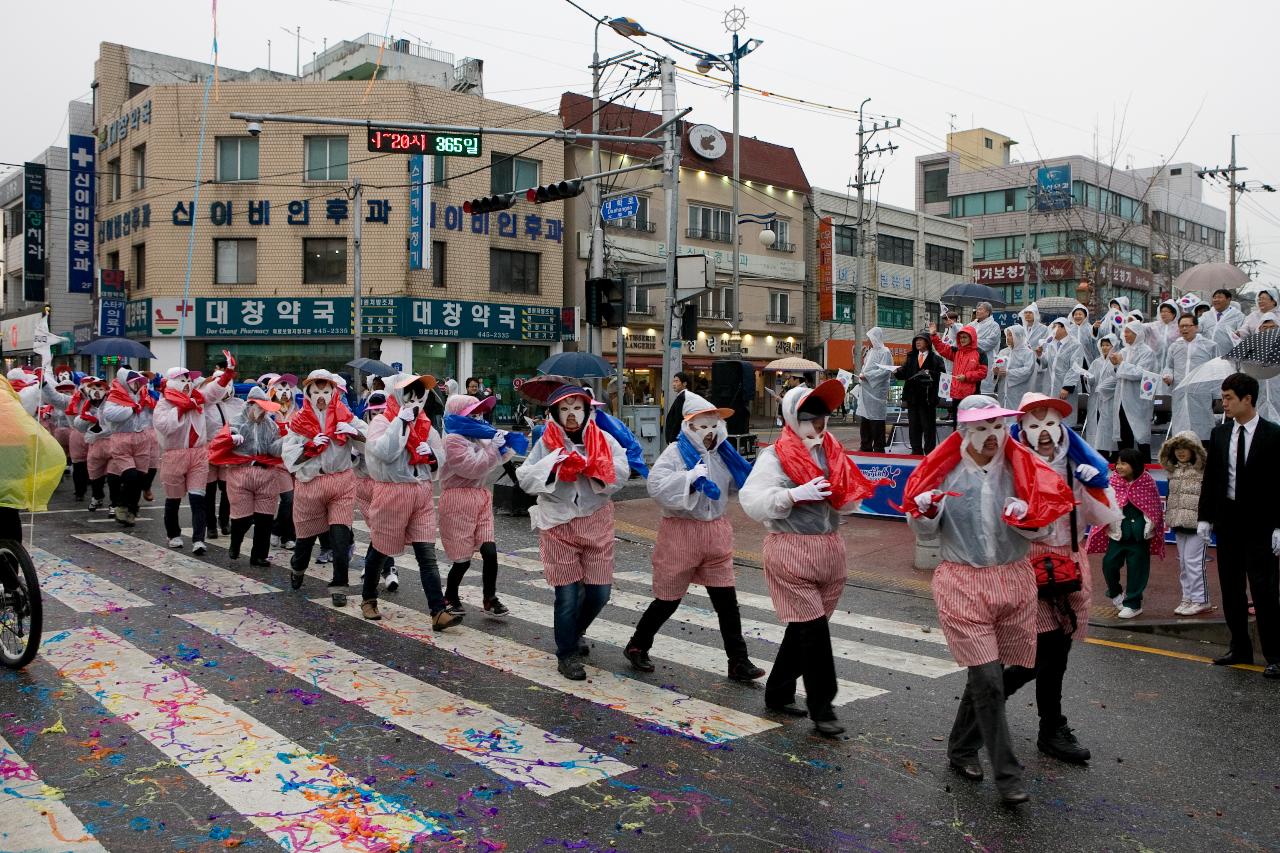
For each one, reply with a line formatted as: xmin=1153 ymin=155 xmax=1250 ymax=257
xmin=94 ymin=41 xmax=565 ymax=420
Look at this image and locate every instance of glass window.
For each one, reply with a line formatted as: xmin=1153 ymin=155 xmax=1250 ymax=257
xmin=613 ymin=196 xmax=651 ymax=231
xmin=132 ymin=243 xmax=146 ymax=290
xmin=133 ymin=145 xmax=146 ymax=191
xmin=432 ymin=153 xmax=447 ymax=186
xmin=834 ymin=224 xmax=856 ymax=255
xmin=215 ymin=239 xmax=256 ymax=284
xmin=472 ymin=343 xmax=551 ymax=425
xmin=962 ymin=193 xmax=983 ymax=216
xmin=303 ymin=238 xmax=346 ymax=284
xmin=923 ymin=168 xmax=949 ymax=204
xmin=108 ymin=158 xmax=121 ymax=201
xmin=432 ymin=241 xmax=446 ymax=288
xmin=985 ymin=190 xmax=1006 ymax=214
xmin=305 ymin=136 xmax=348 ymax=181
xmin=723 ymin=286 xmax=735 ymax=323
xmin=490 ymin=248 xmax=539 ymax=294
xmin=769 ymin=291 xmax=790 ymax=322
xmin=490 ymin=153 xmax=539 ymax=194
xmin=630 ymin=282 xmax=650 ymax=314
xmin=876 ymin=234 xmax=914 ymax=266
xmin=772 ymin=218 xmax=791 ymax=249
xmin=411 ymin=341 xmax=458 ymax=383
xmin=877 ymin=295 xmax=913 ymax=330
xmin=687 ymin=204 xmax=731 ymax=241
xmin=949 ymin=197 xmax=962 ymax=218
xmin=835 ymin=290 xmax=855 ymax=323
xmin=216 ymin=137 xmax=259 ymax=182
xmin=925 ymin=243 xmax=964 ymax=274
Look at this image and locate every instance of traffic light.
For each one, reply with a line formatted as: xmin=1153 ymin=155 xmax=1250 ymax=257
xmin=462 ymin=193 xmax=518 ymax=215
xmin=680 ymin=305 xmax=698 ymax=341
xmin=526 ymin=180 xmax=585 ymax=204
xmin=586 ymin=277 xmax=624 ymax=327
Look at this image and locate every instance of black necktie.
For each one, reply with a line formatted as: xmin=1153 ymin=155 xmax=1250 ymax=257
xmin=1235 ymin=424 xmax=1247 ymax=495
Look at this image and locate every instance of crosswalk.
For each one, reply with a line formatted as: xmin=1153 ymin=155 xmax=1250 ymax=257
xmin=5 ymin=519 xmax=964 ymax=851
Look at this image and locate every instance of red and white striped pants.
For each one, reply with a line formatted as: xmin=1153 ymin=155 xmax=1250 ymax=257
xmin=762 ymin=531 xmax=847 ymax=623
xmin=539 ymin=502 xmax=616 ymax=587
xmin=225 ymin=464 xmax=286 ymax=518
xmin=367 ymin=479 xmax=435 ymax=558
xmin=206 ymin=462 xmax=228 ymax=483
xmin=68 ymin=429 xmax=88 ymax=464
xmin=932 ymin=559 xmax=1038 ymax=668
xmin=1028 ymin=542 xmax=1092 ymax=639
xmin=106 ymin=430 xmax=152 ymax=476
xmin=355 ymin=475 xmax=374 ymax=521
xmin=292 ymin=468 xmax=356 ymax=539
xmin=87 ymin=437 xmax=111 ymax=480
xmin=650 ymin=516 xmax=736 ymax=600
xmin=160 ymin=446 xmax=210 ymax=498
xmin=439 ymin=487 xmax=495 ymax=563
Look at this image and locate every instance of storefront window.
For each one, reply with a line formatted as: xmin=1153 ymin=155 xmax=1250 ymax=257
xmin=472 ymin=343 xmax=550 ymax=426
xmin=411 ymin=341 xmax=457 ymax=383
xmin=188 ymin=340 xmax=362 ymax=387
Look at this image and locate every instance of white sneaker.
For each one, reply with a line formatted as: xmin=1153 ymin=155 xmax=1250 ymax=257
xmin=316 ymin=550 xmax=333 ymax=564
xmin=1110 ymin=594 xmax=1125 ymax=609
xmin=282 ymin=540 xmax=296 ymax=551
xmin=1173 ymin=600 xmax=1192 ymax=616
xmin=88 ymin=498 xmax=101 ymax=511
xmin=167 ymin=537 xmax=184 ymax=549
xmin=1183 ymin=602 xmax=1213 ymax=616
xmin=384 ymin=568 xmax=399 ymax=592
xmin=1117 ymin=606 xmax=1142 ymax=619
xmin=192 ymin=541 xmax=207 ymax=555
xmin=271 ymin=535 xmax=282 ymax=547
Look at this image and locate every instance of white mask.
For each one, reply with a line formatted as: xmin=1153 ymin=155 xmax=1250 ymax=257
xmin=402 ymin=386 xmax=427 ymax=419
xmin=963 ymin=418 xmax=1007 ymax=456
xmin=86 ymin=385 xmax=105 ymax=403
xmin=796 ymin=414 xmax=827 ymax=449
xmin=555 ymin=398 xmax=587 ymax=432
xmin=685 ymin=412 xmax=725 ymax=451
xmin=169 ymin=375 xmax=193 ymax=395
xmin=1022 ymin=407 xmax=1062 ymax=456
xmin=305 ymin=380 xmax=335 ymax=411
xmin=272 ymin=384 xmax=296 ymax=413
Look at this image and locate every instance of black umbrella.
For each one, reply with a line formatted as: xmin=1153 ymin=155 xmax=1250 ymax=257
xmin=536 ymin=351 xmax=615 ymax=379
xmin=1227 ymin=327 xmax=1280 ymax=370
xmin=346 ymin=357 xmax=397 ymax=378
xmin=941 ymin=282 xmax=1006 ymax=308
xmin=77 ymin=337 xmax=156 ymax=360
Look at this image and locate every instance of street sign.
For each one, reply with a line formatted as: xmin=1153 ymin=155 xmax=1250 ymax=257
xmin=600 ymin=195 xmax=639 ymax=221
xmin=366 ymin=127 xmax=482 ymax=157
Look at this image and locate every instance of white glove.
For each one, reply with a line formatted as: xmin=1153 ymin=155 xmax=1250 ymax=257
xmin=1075 ymin=463 xmax=1100 ymax=482
xmin=415 ymin=441 xmax=432 ymax=457
xmin=491 ymin=430 xmax=507 ymax=449
xmin=1143 ymin=518 xmax=1154 ymax=539
xmin=1197 ymin=521 xmax=1212 ymax=542
xmin=230 ymin=433 xmax=245 ymax=446
xmin=336 ymin=421 xmax=359 ymax=436
xmin=690 ymin=461 xmax=709 ymax=480
xmin=914 ymin=491 xmax=940 ymax=514
xmin=313 ymin=434 xmax=330 ymax=448
xmin=1003 ymin=497 xmax=1029 ymax=521
xmin=1109 ymin=522 xmax=1123 ymax=541
xmin=789 ymin=476 xmax=832 ymax=504
xmin=397 ymin=404 xmax=417 ymax=422
xmin=1272 ymin=529 xmax=1280 ymax=557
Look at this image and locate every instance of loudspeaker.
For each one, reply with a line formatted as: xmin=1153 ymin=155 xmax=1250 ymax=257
xmin=711 ymin=359 xmax=753 ymax=435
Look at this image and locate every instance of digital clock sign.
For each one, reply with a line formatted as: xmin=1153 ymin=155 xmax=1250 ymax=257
xmin=366 ymin=127 xmax=483 ymax=157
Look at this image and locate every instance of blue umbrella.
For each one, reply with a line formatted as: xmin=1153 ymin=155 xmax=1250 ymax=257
xmin=77 ymin=337 xmax=156 ymax=360
xmin=941 ymin=282 xmax=1007 ymax=308
xmin=536 ymin=351 xmax=616 ymax=379
xmin=346 ymin=357 xmax=397 ymax=378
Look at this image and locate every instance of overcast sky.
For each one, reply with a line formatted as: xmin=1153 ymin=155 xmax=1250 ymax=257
xmin=3 ymin=0 xmax=1278 ymax=280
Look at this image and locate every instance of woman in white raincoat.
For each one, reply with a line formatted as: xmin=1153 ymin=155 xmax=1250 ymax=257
xmin=1112 ymin=320 xmax=1158 ymax=460
xmin=1085 ymin=335 xmax=1121 ymax=458
xmin=1066 ymin=303 xmax=1098 ymax=361
xmin=1094 ymin=296 xmax=1130 ymax=345
xmin=1038 ymin=319 xmax=1085 ymax=412
xmin=995 ymin=324 xmax=1036 ymax=410
xmin=1148 ymin=299 xmax=1181 ymax=366
xmin=857 ymin=326 xmax=894 ymax=453
xmin=1162 ymin=313 xmax=1219 ymax=441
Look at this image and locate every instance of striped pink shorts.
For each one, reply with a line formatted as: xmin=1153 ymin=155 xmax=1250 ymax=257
xmin=932 ymin=558 xmax=1037 ymax=668
xmin=439 ymin=487 xmax=496 ymax=563
xmin=226 ymin=464 xmax=286 ymax=518
xmin=68 ymin=429 xmax=88 ymax=464
xmin=762 ymin=531 xmax=847 ymax=623
xmin=292 ymin=468 xmax=356 ymax=540
xmin=367 ymin=479 xmax=436 ymax=558
xmin=87 ymin=436 xmax=111 ymax=480
xmin=650 ymin=516 xmax=736 ymax=600
xmin=161 ymin=446 xmax=210 ymax=498
xmin=539 ymin=502 xmax=616 ymax=587
xmin=106 ymin=430 xmax=152 ymax=476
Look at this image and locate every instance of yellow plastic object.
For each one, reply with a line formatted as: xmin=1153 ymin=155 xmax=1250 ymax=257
xmin=0 ymin=377 xmax=65 ymax=512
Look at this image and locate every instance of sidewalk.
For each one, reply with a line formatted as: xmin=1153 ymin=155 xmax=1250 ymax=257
xmin=612 ymin=497 xmax=1234 ymax=643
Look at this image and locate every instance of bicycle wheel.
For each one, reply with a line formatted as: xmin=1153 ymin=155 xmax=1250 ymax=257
xmin=0 ymin=539 xmax=41 ymax=669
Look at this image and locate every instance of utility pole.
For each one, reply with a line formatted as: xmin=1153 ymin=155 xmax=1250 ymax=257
xmin=659 ymin=57 xmax=683 ymax=420
xmin=1197 ymin=134 xmax=1276 ymax=265
xmin=588 ymin=26 xmax=605 ymax=361
xmin=849 ymin=100 xmax=899 ymax=373
xmin=352 ymin=177 xmax=363 ymax=395
xmin=1022 ymin=169 xmax=1042 ymax=302
xmin=729 ymin=29 xmax=742 ymax=343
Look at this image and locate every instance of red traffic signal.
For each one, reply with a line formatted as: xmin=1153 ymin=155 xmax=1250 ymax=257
xmin=526 ymin=180 xmax=585 ymax=204
xmin=463 ymin=193 xmax=517 ymax=215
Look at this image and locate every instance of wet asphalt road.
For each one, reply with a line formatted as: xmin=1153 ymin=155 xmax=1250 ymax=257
xmin=1 ymin=488 xmax=1277 ymax=853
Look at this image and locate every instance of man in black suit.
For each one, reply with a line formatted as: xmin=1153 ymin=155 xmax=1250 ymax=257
xmin=664 ymin=372 xmax=690 ymax=445
xmin=894 ymin=332 xmax=946 ymax=454
xmin=1197 ymin=372 xmax=1280 ymax=679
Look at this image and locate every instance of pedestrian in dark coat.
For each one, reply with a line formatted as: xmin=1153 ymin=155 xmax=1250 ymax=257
xmin=894 ymin=332 xmax=946 ymax=454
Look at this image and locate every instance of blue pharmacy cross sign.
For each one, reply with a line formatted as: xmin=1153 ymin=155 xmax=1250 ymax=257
xmin=600 ymin=195 xmax=639 ymax=222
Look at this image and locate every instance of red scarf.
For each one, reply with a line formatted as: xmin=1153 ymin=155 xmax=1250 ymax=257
xmin=162 ymin=386 xmax=205 ymax=414
xmin=105 ymin=380 xmax=154 ymax=413
xmin=289 ymin=397 xmax=355 ymax=457
xmin=207 ymin=425 xmax=283 ymax=468
xmin=65 ymin=391 xmax=83 ymax=418
xmin=900 ymin=431 xmax=1075 ymax=529
xmin=775 ymin=426 xmax=885 ymax=509
xmin=383 ymin=396 xmax=436 ymax=466
xmin=539 ymin=417 xmax=616 ymax=485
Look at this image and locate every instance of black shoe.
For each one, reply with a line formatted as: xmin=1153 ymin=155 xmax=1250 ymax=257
xmin=624 ymin=646 xmax=655 ymax=673
xmin=557 ymin=655 xmax=587 ymax=681
xmin=289 ymin=568 xmax=306 ymax=590
xmin=1263 ymin=663 xmax=1280 ymax=679
xmin=578 ymin=642 xmax=590 ymax=658
xmin=727 ymin=658 xmax=766 ymax=682
xmin=1000 ymin=788 xmax=1031 ymax=806
xmin=1213 ymin=652 xmax=1254 ymax=666
xmin=221 ymin=523 xmax=231 ymax=535
xmin=250 ymin=558 xmax=272 ymax=568
xmin=229 ymin=543 xmax=241 ymax=560
xmin=766 ymin=701 xmax=808 ymax=717
xmin=1038 ymin=725 xmax=1091 ymax=763
xmin=949 ymin=759 xmax=984 ymax=782
xmin=444 ymin=596 xmax=465 ymax=616
xmin=813 ymin=719 xmax=845 ymax=738
xmin=207 ymin=527 xmax=219 ymax=540
xmin=483 ymin=597 xmax=509 ymax=618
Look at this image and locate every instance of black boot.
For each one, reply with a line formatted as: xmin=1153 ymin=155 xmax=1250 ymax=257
xmin=228 ymin=516 xmax=253 ymax=560
xmin=250 ymin=513 xmax=275 ymax=567
xmin=327 ymin=524 xmax=352 ymax=587
xmin=1037 ymin=723 xmax=1091 ymax=764
xmin=290 ymin=537 xmax=316 ymax=590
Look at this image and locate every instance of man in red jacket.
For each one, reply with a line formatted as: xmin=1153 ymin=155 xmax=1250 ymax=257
xmin=930 ymin=323 xmax=990 ymax=421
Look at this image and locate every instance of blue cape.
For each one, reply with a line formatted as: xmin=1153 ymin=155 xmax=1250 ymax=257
xmin=676 ymin=432 xmax=752 ymax=500
xmin=1010 ymin=423 xmax=1110 ymax=489
xmin=531 ymin=411 xmax=649 ymax=478
xmin=444 ymin=413 xmax=530 ymax=456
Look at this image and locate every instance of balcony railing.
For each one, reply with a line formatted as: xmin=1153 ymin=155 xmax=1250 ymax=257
xmin=769 ymin=240 xmax=796 ymax=252
xmin=605 ymin=218 xmax=656 ymax=233
xmin=685 ymin=226 xmax=732 ymax=243
xmin=628 ymin=304 xmax=655 ymax=316
xmin=766 ymin=314 xmax=796 ymax=325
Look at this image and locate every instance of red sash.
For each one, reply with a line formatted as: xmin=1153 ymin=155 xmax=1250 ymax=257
xmin=106 ymin=381 xmax=145 ymax=413
xmin=207 ymin=425 xmax=282 ymax=467
xmin=162 ymin=386 xmax=205 ymax=414
xmin=774 ymin=426 xmax=884 ymax=509
xmin=289 ymin=397 xmax=355 ymax=457
xmin=539 ymin=417 xmax=616 ymax=485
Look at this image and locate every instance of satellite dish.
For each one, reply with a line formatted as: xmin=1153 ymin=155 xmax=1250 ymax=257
xmin=688 ymin=124 xmax=727 ymax=160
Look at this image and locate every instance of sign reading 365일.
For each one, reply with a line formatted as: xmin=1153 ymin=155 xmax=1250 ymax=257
xmin=367 ymin=127 xmax=482 ymax=157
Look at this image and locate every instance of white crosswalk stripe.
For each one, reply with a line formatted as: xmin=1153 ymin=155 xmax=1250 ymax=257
xmin=452 ymin=585 xmax=887 ymax=705
xmin=30 ymin=546 xmax=153 ymax=613
xmin=181 ymin=607 xmax=633 ymax=795
xmin=0 ymin=733 xmax=108 ymax=852
xmin=41 ymin=626 xmax=453 ymax=849
xmin=76 ymin=532 xmax=279 ymax=598
xmin=314 ymin=597 xmax=778 ymax=743
xmin=611 ymin=570 xmax=949 ymax=646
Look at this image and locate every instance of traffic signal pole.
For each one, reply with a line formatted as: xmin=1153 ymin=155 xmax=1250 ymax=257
xmin=659 ymin=57 xmax=682 ymax=422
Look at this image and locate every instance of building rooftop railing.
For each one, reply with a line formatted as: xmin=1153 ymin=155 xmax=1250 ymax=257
xmin=304 ymin=34 xmax=456 ymax=76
